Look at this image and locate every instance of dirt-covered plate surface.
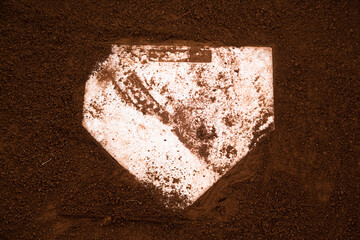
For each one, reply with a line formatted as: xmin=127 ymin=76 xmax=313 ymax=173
xmin=1 ymin=0 xmax=359 ymax=239
xmin=83 ymin=44 xmax=274 ymax=208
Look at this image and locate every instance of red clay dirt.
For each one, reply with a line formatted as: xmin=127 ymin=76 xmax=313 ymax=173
xmin=1 ymin=0 xmax=359 ymax=239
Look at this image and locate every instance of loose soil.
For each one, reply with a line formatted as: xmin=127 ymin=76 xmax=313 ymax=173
xmin=1 ymin=0 xmax=359 ymax=239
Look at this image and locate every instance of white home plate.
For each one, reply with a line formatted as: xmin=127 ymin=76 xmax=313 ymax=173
xmin=83 ymin=44 xmax=274 ymax=208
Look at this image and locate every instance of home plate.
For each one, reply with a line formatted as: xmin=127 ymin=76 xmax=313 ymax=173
xmin=82 ymin=43 xmax=274 ymax=208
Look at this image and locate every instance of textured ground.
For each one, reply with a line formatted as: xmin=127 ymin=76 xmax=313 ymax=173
xmin=1 ymin=0 xmax=359 ymax=239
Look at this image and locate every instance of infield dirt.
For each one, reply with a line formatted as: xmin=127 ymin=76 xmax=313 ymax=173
xmin=1 ymin=0 xmax=359 ymax=239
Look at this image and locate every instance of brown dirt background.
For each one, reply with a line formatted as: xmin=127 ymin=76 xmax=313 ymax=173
xmin=1 ymin=0 xmax=359 ymax=239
